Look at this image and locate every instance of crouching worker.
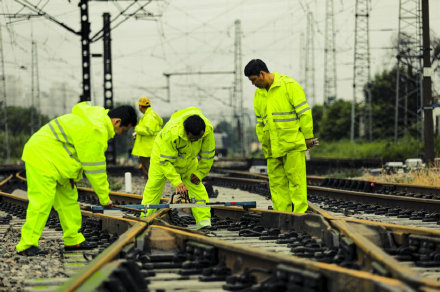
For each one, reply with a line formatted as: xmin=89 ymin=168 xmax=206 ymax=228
xmin=16 ymin=102 xmax=137 ymax=256
xmin=141 ymin=107 xmax=215 ymax=231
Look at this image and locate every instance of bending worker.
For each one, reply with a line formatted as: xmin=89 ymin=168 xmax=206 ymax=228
xmin=244 ymin=59 xmax=314 ymax=213
xmin=132 ymin=96 xmax=163 ymax=180
xmin=16 ymin=102 xmax=137 ymax=256
xmin=141 ymin=107 xmax=215 ymax=230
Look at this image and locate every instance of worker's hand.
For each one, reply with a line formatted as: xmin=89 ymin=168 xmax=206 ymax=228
xmin=190 ymin=173 xmax=200 ymax=185
xmin=176 ymin=183 xmax=188 ymax=197
xmin=103 ymin=199 xmax=113 ymax=209
xmin=132 ymin=132 xmax=137 ymax=138
xmin=305 ymin=138 xmax=315 ymax=150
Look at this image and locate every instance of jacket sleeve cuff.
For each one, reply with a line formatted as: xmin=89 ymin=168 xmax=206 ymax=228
xmin=302 ymin=129 xmax=314 ymax=140
xmin=99 ymin=195 xmax=110 ymax=206
xmin=170 ymin=177 xmax=183 ymax=188
xmin=193 ymin=171 xmax=204 ymax=181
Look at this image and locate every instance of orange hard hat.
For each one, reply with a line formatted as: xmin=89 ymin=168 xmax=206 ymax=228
xmin=137 ymin=96 xmax=150 ymax=107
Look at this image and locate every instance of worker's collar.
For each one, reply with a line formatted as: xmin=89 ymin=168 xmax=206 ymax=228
xmin=259 ymin=72 xmax=280 ymax=92
xmin=178 ymin=124 xmax=189 ymax=141
xmin=269 ymin=72 xmax=281 ymax=89
xmin=105 ymin=115 xmax=116 ymax=139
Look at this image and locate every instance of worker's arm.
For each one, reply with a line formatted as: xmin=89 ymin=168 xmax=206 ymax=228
xmin=76 ymin=130 xmax=110 ymax=206
xmin=134 ymin=113 xmax=160 ymax=136
xmin=193 ymin=132 xmax=216 ymax=181
xmin=254 ymin=97 xmax=266 ymax=144
xmin=158 ymin=131 xmax=183 ymax=187
xmin=287 ymin=81 xmax=314 ymax=139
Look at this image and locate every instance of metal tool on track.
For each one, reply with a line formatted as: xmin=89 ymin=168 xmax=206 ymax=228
xmin=90 ymin=197 xmax=257 ymax=213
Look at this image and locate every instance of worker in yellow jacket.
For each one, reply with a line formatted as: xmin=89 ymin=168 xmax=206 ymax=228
xmin=244 ymin=59 xmax=315 ymax=213
xmin=141 ymin=107 xmax=215 ymax=230
xmin=16 ymin=102 xmax=137 ymax=256
xmin=132 ymin=97 xmax=163 ymax=180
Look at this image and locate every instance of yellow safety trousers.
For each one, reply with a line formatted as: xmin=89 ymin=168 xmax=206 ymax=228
xmin=16 ymin=163 xmax=85 ymax=252
xmin=141 ymin=159 xmax=211 ymax=229
xmin=267 ymin=150 xmax=308 ymax=213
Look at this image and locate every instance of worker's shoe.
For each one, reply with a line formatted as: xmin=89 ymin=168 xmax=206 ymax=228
xmin=18 ymin=246 xmax=48 ymax=256
xmin=65 ymin=241 xmax=98 ymax=251
xmin=199 ymin=226 xmax=216 ymax=237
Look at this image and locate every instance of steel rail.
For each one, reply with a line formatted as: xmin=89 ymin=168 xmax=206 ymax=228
xmin=308 ymin=176 xmax=440 ymax=196
xmin=208 ymin=174 xmax=440 ymax=212
xmin=214 ymin=168 xmax=440 ymax=197
xmin=308 ymin=185 xmax=440 ymax=212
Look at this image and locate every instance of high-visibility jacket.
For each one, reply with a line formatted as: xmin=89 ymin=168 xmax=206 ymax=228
xmin=21 ymin=102 xmax=115 ymax=205
xmin=151 ymin=107 xmax=215 ymax=187
xmin=254 ymin=72 xmax=314 ymax=158
xmin=132 ymin=107 xmax=163 ymax=157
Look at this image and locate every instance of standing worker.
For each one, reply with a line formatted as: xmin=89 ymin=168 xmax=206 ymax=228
xmin=141 ymin=107 xmax=215 ymax=230
xmin=132 ymin=97 xmax=163 ymax=180
xmin=16 ymin=102 xmax=137 ymax=256
xmin=244 ymin=59 xmax=315 ymax=213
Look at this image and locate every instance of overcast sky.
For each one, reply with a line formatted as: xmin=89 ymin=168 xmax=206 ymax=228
xmin=1 ymin=0 xmax=439 ymax=123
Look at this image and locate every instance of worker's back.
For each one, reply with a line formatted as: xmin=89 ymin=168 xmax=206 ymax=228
xmin=150 ymin=107 xmax=213 ymax=171
xmin=22 ymin=102 xmax=113 ymax=180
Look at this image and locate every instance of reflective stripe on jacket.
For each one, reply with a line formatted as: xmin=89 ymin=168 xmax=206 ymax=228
xmin=151 ymin=107 xmax=215 ymax=187
xmin=132 ymin=107 xmax=163 ymax=157
xmin=21 ymin=102 xmax=115 ymax=205
xmin=254 ymin=72 xmax=313 ymax=158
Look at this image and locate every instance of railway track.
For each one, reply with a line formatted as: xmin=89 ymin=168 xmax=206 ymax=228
xmin=1 ymin=171 xmax=440 ymax=290
xmin=209 ymin=169 xmax=440 ymax=225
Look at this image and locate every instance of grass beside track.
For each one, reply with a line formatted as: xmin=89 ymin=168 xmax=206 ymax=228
xmin=309 ymin=137 xmax=440 ymax=160
xmin=360 ymin=168 xmax=440 ymax=187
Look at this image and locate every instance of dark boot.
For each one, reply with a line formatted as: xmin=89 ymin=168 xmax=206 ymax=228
xmin=65 ymin=241 xmax=98 ymax=251
xmin=18 ymin=246 xmax=48 ymax=256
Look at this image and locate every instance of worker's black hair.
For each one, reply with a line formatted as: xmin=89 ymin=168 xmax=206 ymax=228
xmin=184 ymin=115 xmax=205 ymax=136
xmin=244 ymin=59 xmax=270 ymax=77
xmin=108 ymin=105 xmax=137 ymax=127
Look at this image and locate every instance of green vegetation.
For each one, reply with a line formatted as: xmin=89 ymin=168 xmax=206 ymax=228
xmin=309 ymin=61 xmax=440 ymax=160
xmin=0 ymin=106 xmax=50 ymax=162
xmin=309 ymin=136 xmax=440 ymax=160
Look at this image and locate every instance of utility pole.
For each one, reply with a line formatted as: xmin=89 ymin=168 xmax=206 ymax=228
xmin=31 ymin=39 xmax=41 ymax=133
xmin=351 ymin=0 xmax=371 ymax=141
xmin=234 ymin=19 xmax=245 ymax=157
xmin=0 ymin=25 xmax=10 ymax=161
xmin=13 ymin=1 xmax=161 ymax=104
xmin=394 ymin=0 xmax=423 ymax=144
xmin=304 ymin=11 xmax=315 ymax=107
xmin=323 ymin=0 xmax=337 ymax=111
xmin=79 ymin=0 xmax=91 ymax=102
xmin=299 ymin=32 xmax=305 ymax=86
xmin=421 ymin=0 xmax=434 ymax=164
xmin=103 ymin=12 xmax=116 ymax=164
xmin=103 ymin=12 xmax=114 ymax=111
